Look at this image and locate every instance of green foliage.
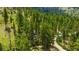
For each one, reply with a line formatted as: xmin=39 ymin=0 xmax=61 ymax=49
xmin=16 ymin=8 xmax=25 ymax=34
xmin=0 ymin=43 xmax=2 ymax=51
xmin=41 ymin=23 xmax=52 ymax=51
xmin=1 ymin=7 xmax=79 ymax=51
xmin=3 ymin=8 xmax=8 ymax=25
xmin=16 ymin=34 xmax=30 ymax=51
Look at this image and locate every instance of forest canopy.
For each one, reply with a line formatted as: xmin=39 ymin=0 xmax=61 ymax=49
xmin=0 ymin=7 xmax=79 ymax=51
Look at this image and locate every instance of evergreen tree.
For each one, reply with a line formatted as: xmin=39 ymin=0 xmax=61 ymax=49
xmin=3 ymin=8 xmax=11 ymax=50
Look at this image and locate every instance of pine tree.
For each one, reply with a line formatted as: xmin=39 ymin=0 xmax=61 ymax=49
xmin=16 ymin=8 xmax=30 ymax=50
xmin=3 ymin=8 xmax=11 ymax=50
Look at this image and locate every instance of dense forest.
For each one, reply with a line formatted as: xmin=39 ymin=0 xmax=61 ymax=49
xmin=0 ymin=7 xmax=79 ymax=51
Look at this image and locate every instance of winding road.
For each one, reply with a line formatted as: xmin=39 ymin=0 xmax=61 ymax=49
xmin=53 ymin=35 xmax=66 ymax=51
